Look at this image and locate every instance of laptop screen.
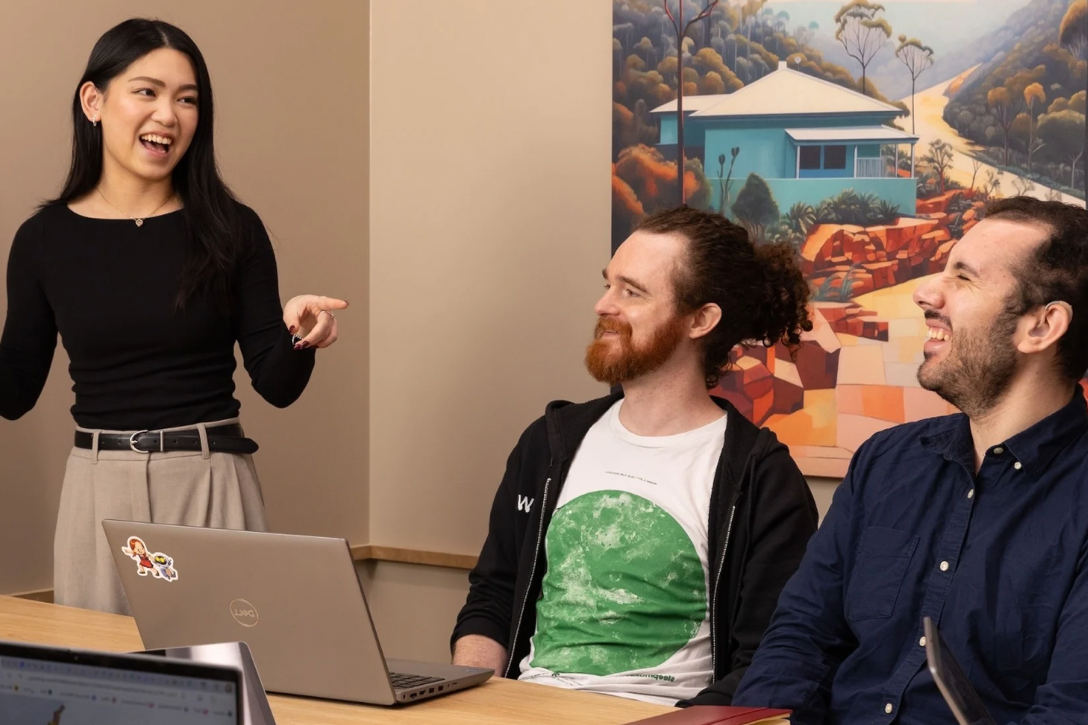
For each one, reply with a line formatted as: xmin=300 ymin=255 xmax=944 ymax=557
xmin=0 ymin=641 xmax=241 ymax=725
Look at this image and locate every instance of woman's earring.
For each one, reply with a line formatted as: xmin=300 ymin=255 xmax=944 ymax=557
xmin=92 ymin=115 xmax=98 ymax=127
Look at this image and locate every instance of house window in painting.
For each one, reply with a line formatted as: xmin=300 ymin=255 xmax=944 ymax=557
xmin=799 ymin=146 xmax=822 ymax=170
xmin=824 ymin=145 xmax=847 ymax=170
xmin=797 ymin=144 xmax=852 ymax=178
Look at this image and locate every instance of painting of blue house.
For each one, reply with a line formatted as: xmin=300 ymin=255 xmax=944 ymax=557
xmin=651 ymin=61 xmax=919 ymax=216
xmin=614 ymin=0 xmax=1088 ymax=479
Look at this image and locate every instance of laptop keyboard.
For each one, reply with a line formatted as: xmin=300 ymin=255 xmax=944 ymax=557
xmin=390 ymin=672 xmax=444 ymax=690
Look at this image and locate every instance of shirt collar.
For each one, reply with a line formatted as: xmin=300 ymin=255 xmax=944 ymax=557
xmin=1004 ymin=385 xmax=1088 ymax=474
xmin=921 ymin=385 xmax=1088 ymax=474
xmin=920 ymin=413 xmax=974 ymax=468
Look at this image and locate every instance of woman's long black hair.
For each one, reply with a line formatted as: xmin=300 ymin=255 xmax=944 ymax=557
xmin=47 ymin=18 xmax=243 ymax=311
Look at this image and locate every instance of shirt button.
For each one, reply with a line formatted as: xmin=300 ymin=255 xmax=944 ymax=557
xmin=1014 ymin=461 xmax=1023 ymax=470
xmin=968 ymin=489 xmax=975 ymax=499
xmin=885 ymin=703 xmax=894 ymax=714
xmin=940 ymin=561 xmax=950 ymax=572
xmin=919 ymin=635 xmax=927 ymax=647
xmin=993 ymin=447 xmax=1004 ymax=455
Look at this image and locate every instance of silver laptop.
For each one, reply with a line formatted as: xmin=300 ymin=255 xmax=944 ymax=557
xmin=0 ymin=639 xmax=242 ymax=724
xmin=137 ymin=642 xmax=276 ymax=725
xmin=924 ymin=617 xmax=997 ymax=725
xmin=102 ymin=520 xmax=493 ymax=705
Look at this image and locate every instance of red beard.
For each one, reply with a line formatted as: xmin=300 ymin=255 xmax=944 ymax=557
xmin=584 ymin=315 xmax=686 ymax=385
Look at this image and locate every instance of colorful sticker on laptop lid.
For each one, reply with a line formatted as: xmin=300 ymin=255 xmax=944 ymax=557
xmin=122 ymin=536 xmax=178 ymax=582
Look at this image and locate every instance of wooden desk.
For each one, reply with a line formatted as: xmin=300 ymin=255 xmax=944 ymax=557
xmin=0 ymin=596 xmax=672 ymax=724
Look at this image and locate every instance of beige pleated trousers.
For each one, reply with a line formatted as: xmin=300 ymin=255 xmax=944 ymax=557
xmin=53 ymin=417 xmax=268 ymax=614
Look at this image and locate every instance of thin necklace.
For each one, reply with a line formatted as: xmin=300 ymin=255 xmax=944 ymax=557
xmin=95 ymin=187 xmax=175 ymax=227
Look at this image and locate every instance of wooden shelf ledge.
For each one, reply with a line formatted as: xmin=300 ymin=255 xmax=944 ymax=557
xmin=9 ymin=588 xmax=53 ymax=603
xmin=350 ymin=544 xmax=477 ymax=571
xmin=12 ymin=545 xmax=478 ymax=604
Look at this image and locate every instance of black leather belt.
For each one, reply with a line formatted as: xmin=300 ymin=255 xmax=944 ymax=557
xmin=74 ymin=424 xmax=259 ymax=454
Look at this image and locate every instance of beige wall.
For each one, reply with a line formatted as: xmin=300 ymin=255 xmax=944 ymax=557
xmin=363 ymin=0 xmax=615 ymax=660
xmin=808 ymin=477 xmax=838 ymax=519
xmin=356 ymin=560 xmax=470 ymax=663
xmin=0 ymin=1 xmax=369 ymax=594
xmin=368 ymin=0 xmax=613 ymax=556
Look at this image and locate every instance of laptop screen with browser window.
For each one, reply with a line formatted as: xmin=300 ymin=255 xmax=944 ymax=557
xmin=0 ymin=640 xmax=241 ymax=725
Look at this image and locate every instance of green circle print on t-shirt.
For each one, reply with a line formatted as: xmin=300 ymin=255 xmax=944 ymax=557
xmin=530 ymin=490 xmax=707 ymax=676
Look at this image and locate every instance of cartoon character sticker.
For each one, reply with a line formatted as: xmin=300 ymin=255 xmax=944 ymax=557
xmin=122 ymin=536 xmax=178 ymax=582
xmin=149 ymin=552 xmax=178 ymax=581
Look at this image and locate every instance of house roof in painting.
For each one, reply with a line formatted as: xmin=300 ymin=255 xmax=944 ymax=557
xmin=650 ymin=62 xmax=903 ymax=118
xmin=648 ymin=93 xmax=729 ymax=114
xmin=787 ymin=127 xmax=918 ymax=143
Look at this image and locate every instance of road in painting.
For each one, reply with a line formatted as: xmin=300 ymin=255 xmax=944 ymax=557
xmin=612 ymin=0 xmax=1088 ymax=476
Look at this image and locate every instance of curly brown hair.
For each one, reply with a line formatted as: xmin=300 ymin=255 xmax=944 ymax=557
xmin=636 ymin=206 xmax=813 ymax=388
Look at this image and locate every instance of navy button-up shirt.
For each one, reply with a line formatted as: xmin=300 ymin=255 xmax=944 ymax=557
xmin=733 ymin=386 xmax=1088 ymax=724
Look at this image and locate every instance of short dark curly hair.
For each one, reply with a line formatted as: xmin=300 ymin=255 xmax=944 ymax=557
xmin=636 ymin=206 xmax=813 ymax=388
xmin=984 ymin=196 xmax=1088 ymax=382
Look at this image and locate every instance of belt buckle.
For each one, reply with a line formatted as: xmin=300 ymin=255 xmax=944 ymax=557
xmin=129 ymin=430 xmax=163 ymax=453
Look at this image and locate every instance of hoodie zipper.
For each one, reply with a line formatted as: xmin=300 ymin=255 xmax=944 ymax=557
xmin=504 ymin=475 xmax=552 ymax=677
xmin=709 ymin=501 xmax=738 ymax=674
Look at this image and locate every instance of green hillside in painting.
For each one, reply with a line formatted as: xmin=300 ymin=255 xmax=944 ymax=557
xmin=944 ymin=0 xmax=1086 ymax=194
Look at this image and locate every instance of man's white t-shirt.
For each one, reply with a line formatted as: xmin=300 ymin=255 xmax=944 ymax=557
xmin=518 ymin=399 xmax=727 ymax=706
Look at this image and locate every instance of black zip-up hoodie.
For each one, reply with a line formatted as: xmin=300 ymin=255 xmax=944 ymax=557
xmin=451 ymin=392 xmax=819 ymax=705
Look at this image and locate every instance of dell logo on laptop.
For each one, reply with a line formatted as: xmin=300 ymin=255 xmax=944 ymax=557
xmin=229 ymin=599 xmax=259 ymax=627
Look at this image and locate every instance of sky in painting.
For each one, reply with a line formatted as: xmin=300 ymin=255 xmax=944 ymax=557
xmin=762 ymin=0 xmax=1026 ymax=52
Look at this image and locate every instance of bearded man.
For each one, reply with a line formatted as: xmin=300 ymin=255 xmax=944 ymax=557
xmin=450 ymin=206 xmax=818 ymax=706
xmin=733 ymin=196 xmax=1088 ymax=725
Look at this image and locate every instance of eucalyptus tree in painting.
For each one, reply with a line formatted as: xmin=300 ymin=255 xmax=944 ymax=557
xmin=662 ymin=0 xmax=720 ymax=205
xmin=834 ymin=0 xmax=891 ymax=97
xmin=895 ymin=35 xmax=933 ymax=134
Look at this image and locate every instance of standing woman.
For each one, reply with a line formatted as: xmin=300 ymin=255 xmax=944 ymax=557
xmin=0 ymin=18 xmax=345 ymax=613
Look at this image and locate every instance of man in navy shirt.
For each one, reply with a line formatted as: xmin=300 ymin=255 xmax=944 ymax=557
xmin=732 ymin=196 xmax=1088 ymax=724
